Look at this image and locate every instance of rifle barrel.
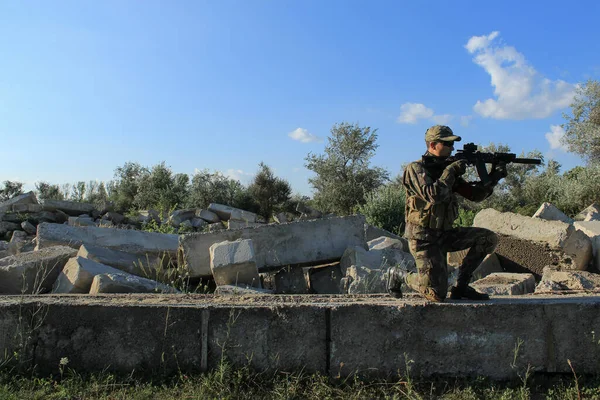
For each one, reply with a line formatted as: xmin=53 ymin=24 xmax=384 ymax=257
xmin=512 ymin=158 xmax=542 ymax=165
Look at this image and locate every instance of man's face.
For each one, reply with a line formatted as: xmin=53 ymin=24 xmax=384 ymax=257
xmin=429 ymin=141 xmax=455 ymax=157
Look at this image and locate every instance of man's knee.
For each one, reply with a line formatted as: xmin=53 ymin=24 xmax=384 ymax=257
xmin=483 ymin=230 xmax=498 ymax=254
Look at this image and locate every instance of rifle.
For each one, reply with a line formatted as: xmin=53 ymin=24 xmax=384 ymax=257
xmin=424 ymin=142 xmax=542 ymax=185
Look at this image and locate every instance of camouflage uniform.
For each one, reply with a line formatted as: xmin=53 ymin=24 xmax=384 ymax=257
xmin=397 ymin=125 xmax=501 ymax=301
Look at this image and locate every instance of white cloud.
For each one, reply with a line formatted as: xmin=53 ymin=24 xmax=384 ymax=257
xmin=465 ymin=31 xmax=576 ymax=120
xmin=224 ymin=168 xmax=254 ymax=183
xmin=545 ymin=125 xmax=569 ymax=151
xmin=397 ymin=103 xmax=453 ymax=125
xmin=460 ymin=115 xmax=473 ymax=127
xmin=288 ymin=128 xmax=322 ymax=143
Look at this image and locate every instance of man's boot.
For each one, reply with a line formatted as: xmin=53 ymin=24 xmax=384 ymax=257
xmin=450 ymin=284 xmax=490 ymax=300
xmin=386 ymin=266 xmax=404 ymax=298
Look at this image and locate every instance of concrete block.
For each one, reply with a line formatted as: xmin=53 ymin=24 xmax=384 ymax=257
xmin=0 ymin=246 xmax=77 ymax=293
xmin=307 ymin=262 xmax=343 ymax=294
xmin=197 ymin=209 xmax=220 ymax=223
xmin=575 ymin=203 xmax=600 ymax=222
xmin=474 ymin=208 xmax=592 ymax=270
xmin=11 ymin=203 xmax=43 ymax=213
xmin=36 ymin=223 xmax=179 ymax=259
xmin=168 ymin=209 xmax=196 ymax=228
xmin=295 ymin=203 xmax=322 ymax=219
xmin=77 ymin=244 xmax=167 ymax=278
xmin=210 ymin=239 xmax=260 ymax=288
xmin=180 ymin=215 xmax=367 ymax=277
xmin=89 ymin=272 xmax=179 ymax=294
xmin=134 ymin=209 xmax=161 ymax=225
xmin=0 ymin=191 xmax=37 ymax=212
xmin=208 ymin=203 xmax=257 ymax=222
xmin=472 ymin=272 xmax=536 ymax=295
xmin=53 ymin=256 xmax=125 ymax=293
xmin=341 ymin=241 xmax=413 ymax=277
xmin=574 ymin=221 xmax=600 ymax=271
xmin=190 ymin=217 xmax=208 ymax=229
xmin=0 ymin=222 xmax=20 ymax=237
xmin=101 ymin=212 xmax=125 ymax=225
xmin=21 ymin=221 xmax=36 ymax=235
xmin=41 ymin=199 xmax=95 ymax=216
xmin=368 ymin=236 xmax=409 ymax=253
xmin=269 ymin=265 xmax=309 ymax=294
xmin=536 ymin=267 xmax=600 ymax=292
xmin=68 ymin=216 xmax=96 ymax=227
xmin=364 ymin=224 xmax=402 ymax=242
xmin=228 ymin=220 xmax=264 ymax=230
xmin=346 ymin=266 xmax=387 ymax=294
xmin=532 ymin=202 xmax=573 ymax=224
xmin=472 ymin=253 xmax=504 ymax=281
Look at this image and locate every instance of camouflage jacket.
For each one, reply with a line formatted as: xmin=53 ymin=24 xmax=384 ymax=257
xmin=403 ymin=155 xmax=493 ymax=240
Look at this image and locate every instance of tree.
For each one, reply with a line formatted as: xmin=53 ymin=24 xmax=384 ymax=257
xmin=357 ymin=177 xmax=405 ymax=235
xmin=247 ymin=162 xmax=291 ymax=218
xmin=188 ymin=169 xmax=251 ymax=210
xmin=305 ymin=122 xmax=389 ymax=215
xmin=0 ymin=181 xmax=24 ymax=202
xmin=562 ymin=79 xmax=600 ymax=163
xmin=109 ymin=162 xmax=150 ymax=212
xmin=35 ymin=182 xmax=64 ymax=201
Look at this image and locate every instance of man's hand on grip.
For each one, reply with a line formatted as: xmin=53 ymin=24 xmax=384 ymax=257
xmin=446 ymin=160 xmax=468 ymax=176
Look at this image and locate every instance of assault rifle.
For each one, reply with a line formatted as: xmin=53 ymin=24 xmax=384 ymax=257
xmin=424 ymin=142 xmax=542 ymax=185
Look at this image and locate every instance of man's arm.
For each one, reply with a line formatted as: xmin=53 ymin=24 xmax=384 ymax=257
xmin=453 ymin=162 xmax=507 ymax=202
xmin=403 ymin=160 xmax=467 ymax=204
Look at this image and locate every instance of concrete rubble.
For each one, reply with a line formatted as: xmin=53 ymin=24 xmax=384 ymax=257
xmin=89 ymin=272 xmax=179 ymax=294
xmin=472 ymin=272 xmax=536 ymax=295
xmin=532 ymin=202 xmax=574 ymax=224
xmin=536 ymin=266 xmax=600 ymax=293
xmin=575 ymin=203 xmax=600 ymax=222
xmin=53 ymin=256 xmax=126 ymax=293
xmin=210 ymin=239 xmax=261 ymax=288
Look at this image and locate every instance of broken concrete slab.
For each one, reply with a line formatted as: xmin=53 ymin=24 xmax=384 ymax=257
xmin=307 ymin=262 xmax=343 ymax=294
xmin=21 ymin=221 xmax=36 ymax=235
xmin=36 ymin=223 xmax=179 ymax=259
xmin=134 ymin=210 xmax=161 ymax=225
xmin=346 ymin=266 xmax=387 ymax=294
xmin=472 ymin=272 xmax=536 ymax=296
xmin=168 ymin=209 xmax=196 ymax=228
xmin=180 ymin=215 xmax=367 ymax=277
xmin=0 ymin=222 xmax=20 ymax=238
xmin=536 ymin=267 xmax=600 ymax=293
xmin=341 ymin=240 xmax=414 ymax=276
xmin=214 ymin=284 xmax=274 ymax=295
xmin=532 ymin=202 xmax=573 ymax=224
xmin=190 ymin=217 xmax=208 ymax=229
xmin=0 ymin=246 xmax=77 ymax=294
xmin=208 ymin=203 xmax=258 ymax=222
xmin=575 ymin=203 xmax=600 ymax=222
xmin=474 ymin=208 xmax=592 ymax=270
xmin=0 ymin=191 xmax=37 ymax=212
xmin=77 ymin=244 xmax=167 ymax=278
xmin=197 ymin=209 xmax=220 ymax=223
xmin=52 ymin=256 xmax=125 ymax=293
xmin=574 ymin=221 xmax=600 ymax=271
xmin=296 ymin=203 xmax=322 ymax=219
xmin=368 ymin=236 xmax=409 ymax=253
xmin=210 ymin=239 xmax=260 ymax=288
xmin=228 ymin=220 xmax=264 ymax=230
xmin=101 ymin=212 xmax=125 ymax=225
xmin=364 ymin=224 xmax=402 ymax=242
xmin=11 ymin=203 xmax=43 ymax=213
xmin=41 ymin=199 xmax=95 ymax=216
xmin=89 ymin=272 xmax=179 ymax=294
xmin=68 ymin=216 xmax=96 ymax=227
xmin=262 ymin=266 xmax=309 ymax=294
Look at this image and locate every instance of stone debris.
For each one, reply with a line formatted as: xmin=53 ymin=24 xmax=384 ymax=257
xmin=306 ymin=263 xmax=343 ymax=294
xmin=190 ymin=217 xmax=208 ymax=229
xmin=68 ymin=216 xmax=96 ymax=227
xmin=89 ymin=272 xmax=179 ymax=294
xmin=535 ymin=266 xmax=600 ymax=293
xmin=295 ymin=202 xmax=322 ymax=220
xmin=270 ymin=266 xmax=309 ymax=294
xmin=0 ymin=191 xmax=38 ymax=212
xmin=0 ymin=246 xmax=77 ymax=294
xmin=101 ymin=212 xmax=125 ymax=225
xmin=208 ymin=203 xmax=258 ymax=223
xmin=168 ymin=209 xmax=196 ymax=228
xmin=474 ymin=208 xmax=592 ymax=271
xmin=210 ymin=239 xmax=261 ymax=288
xmin=364 ymin=224 xmax=403 ymax=242
xmin=273 ymin=212 xmax=288 ymax=224
xmin=346 ymin=266 xmax=387 ymax=294
xmin=77 ymin=244 xmax=168 ymax=279
xmin=472 ymin=272 xmax=536 ymax=296
xmin=21 ymin=221 xmax=36 ymax=235
xmin=368 ymin=236 xmax=409 ymax=253
xmin=574 ymin=221 xmax=600 ymax=271
xmin=532 ymin=202 xmax=574 ymax=224
xmin=575 ymin=203 xmax=600 ymax=222
xmin=197 ymin=209 xmax=220 ymax=223
xmin=53 ymin=256 xmax=126 ymax=293
xmin=228 ymin=220 xmax=264 ymax=230
xmin=41 ymin=199 xmax=95 ymax=216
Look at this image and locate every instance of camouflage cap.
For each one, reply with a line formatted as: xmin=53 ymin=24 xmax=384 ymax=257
xmin=425 ymin=125 xmax=462 ymax=142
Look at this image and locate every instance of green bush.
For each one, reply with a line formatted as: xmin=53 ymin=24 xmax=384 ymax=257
xmin=357 ymin=183 xmax=405 ymax=235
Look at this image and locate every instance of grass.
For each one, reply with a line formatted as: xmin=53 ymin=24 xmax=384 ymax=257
xmin=0 ymin=366 xmax=598 ymax=400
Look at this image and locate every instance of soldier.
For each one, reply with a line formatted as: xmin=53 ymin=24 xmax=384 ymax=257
xmin=387 ymin=125 xmax=507 ymax=302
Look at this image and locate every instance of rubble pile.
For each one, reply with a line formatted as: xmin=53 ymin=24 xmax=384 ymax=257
xmin=1 ymin=191 xmax=600 ymax=297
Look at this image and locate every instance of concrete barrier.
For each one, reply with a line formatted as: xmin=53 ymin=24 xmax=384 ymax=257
xmin=1 ymin=294 xmax=600 ymax=379
xmin=179 ymin=215 xmax=367 ymax=277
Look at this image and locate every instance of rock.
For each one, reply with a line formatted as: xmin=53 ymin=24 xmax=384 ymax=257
xmin=102 ymin=212 xmax=125 ymax=225
xmin=274 ymin=212 xmax=288 ymax=224
xmin=41 ymin=199 xmax=95 ymax=216
xmin=346 ymin=266 xmax=387 ymax=294
xmin=208 ymin=222 xmax=226 ymax=232
xmin=340 ymin=240 xmax=414 ymax=277
xmin=180 ymin=215 xmax=367 ymax=277
xmin=208 ymin=204 xmax=258 ymax=223
xmin=295 ymin=203 xmax=322 ymax=219
xmin=472 ymin=273 xmax=536 ymax=296
xmin=574 ymin=221 xmax=600 ymax=271
xmin=269 ymin=266 xmax=309 ymax=294
xmin=0 ymin=241 xmax=8 ymax=251
xmin=52 ymin=256 xmax=126 ymax=293
xmin=364 ymin=224 xmax=403 ymax=242
xmin=0 ymin=191 xmax=38 ymax=212
xmin=29 ymin=211 xmax=60 ymax=224
xmin=535 ymin=267 xmax=600 ymax=293
xmin=0 ymin=246 xmax=77 ymax=294
xmin=97 ymin=201 xmax=115 ymax=215
xmin=197 ymin=209 xmax=220 ymax=223
xmin=189 ymin=217 xmax=207 ymax=230
xmin=68 ymin=216 xmax=96 ymax=227
xmin=0 ymin=222 xmax=20 ymax=238
xmin=471 ymin=253 xmax=504 ymax=281
xmin=21 ymin=221 xmax=36 ymax=235
xmin=575 ymin=204 xmax=600 ymax=222
xmin=228 ymin=220 xmax=264 ymax=230
xmin=36 ymin=223 xmax=179 ymax=259
xmin=307 ymin=262 xmax=343 ymax=294
xmin=532 ymin=202 xmax=573 ymax=224
xmin=368 ymin=236 xmax=409 ymax=253
xmin=135 ymin=210 xmax=161 ymax=225
xmin=77 ymin=244 xmax=168 ymax=279
xmin=89 ymin=272 xmax=179 ymax=294
xmin=1 ymin=212 xmax=24 ymax=223
xmin=10 ymin=230 xmax=27 ymax=242
xmin=11 ymin=204 xmax=43 ymax=213
xmin=98 ymin=219 xmax=114 ymax=228
xmin=7 ymin=231 xmax=32 ymax=255
xmin=474 ymin=208 xmax=592 ymax=271
xmin=214 ymin=284 xmax=273 ymax=295
xmin=168 ymin=209 xmax=196 ymax=228
xmin=210 ymin=239 xmax=261 ymax=288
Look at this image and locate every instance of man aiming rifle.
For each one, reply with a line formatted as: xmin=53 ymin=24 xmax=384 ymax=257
xmin=387 ymin=125 xmax=541 ymax=302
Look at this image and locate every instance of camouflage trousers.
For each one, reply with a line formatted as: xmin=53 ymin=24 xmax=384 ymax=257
xmin=406 ymin=227 xmax=498 ymax=300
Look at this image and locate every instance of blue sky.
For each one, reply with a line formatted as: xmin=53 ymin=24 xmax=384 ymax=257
xmin=1 ymin=0 xmax=599 ymax=196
